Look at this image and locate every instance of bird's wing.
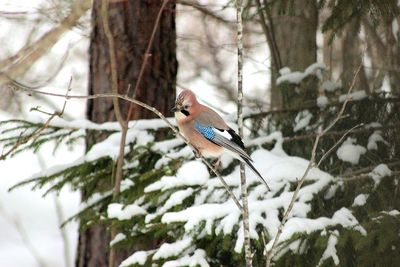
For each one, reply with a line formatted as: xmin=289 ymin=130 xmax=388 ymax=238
xmin=196 ymin=108 xmax=229 ymax=130
xmin=196 ymin=108 xmax=245 ymax=149
xmin=194 ymin=121 xmax=251 ymax=161
xmin=194 ymin=121 xmax=271 ymax=191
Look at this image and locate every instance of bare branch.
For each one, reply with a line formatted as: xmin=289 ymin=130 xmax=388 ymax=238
xmin=0 ymin=0 xmax=91 ymax=85
xmin=236 ymin=0 xmax=252 ymax=266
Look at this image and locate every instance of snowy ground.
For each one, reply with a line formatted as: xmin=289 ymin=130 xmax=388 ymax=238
xmin=0 ymin=138 xmax=82 ymax=267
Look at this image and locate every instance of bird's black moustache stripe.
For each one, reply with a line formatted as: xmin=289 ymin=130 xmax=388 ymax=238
xmin=181 ymin=110 xmax=190 ymax=116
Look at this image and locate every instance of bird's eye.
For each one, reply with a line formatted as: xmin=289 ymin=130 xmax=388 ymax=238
xmin=184 ymin=105 xmax=189 ymax=109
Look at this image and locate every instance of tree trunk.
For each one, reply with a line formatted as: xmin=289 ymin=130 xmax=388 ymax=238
xmin=268 ymin=0 xmax=318 ymax=109
xmin=341 ymin=18 xmax=370 ymax=94
xmin=76 ymin=1 xmax=177 ymax=267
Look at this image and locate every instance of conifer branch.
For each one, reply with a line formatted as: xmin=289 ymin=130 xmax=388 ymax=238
xmin=0 ymin=79 xmax=72 ymax=160
xmin=265 ymin=57 xmax=364 ymax=267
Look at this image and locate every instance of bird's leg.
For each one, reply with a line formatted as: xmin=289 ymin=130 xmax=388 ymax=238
xmin=212 ymin=156 xmax=221 ymax=170
xmin=192 ymin=147 xmax=201 ymax=158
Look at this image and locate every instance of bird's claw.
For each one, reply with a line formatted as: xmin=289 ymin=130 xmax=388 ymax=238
xmin=212 ymin=157 xmax=221 ymax=169
xmin=192 ymin=148 xmax=201 ymax=158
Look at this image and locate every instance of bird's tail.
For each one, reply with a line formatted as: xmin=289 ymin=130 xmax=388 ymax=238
xmin=240 ymin=156 xmax=271 ymax=191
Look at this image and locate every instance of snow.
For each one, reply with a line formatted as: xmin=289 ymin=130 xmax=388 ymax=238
xmin=322 ymin=80 xmax=342 ymax=92
xmin=369 ymin=164 xmax=392 ymax=185
xmin=110 ymin=233 xmax=126 ymax=246
xmin=145 ymin=161 xmax=209 ymax=192
xmin=339 ymin=90 xmax=367 ymax=102
xmin=367 ymin=131 xmax=388 ymax=150
xmin=153 ymin=237 xmax=192 ymax=260
xmin=267 ymin=207 xmax=366 ymax=251
xmin=146 ymin=188 xmax=194 ymax=223
xmin=336 ymin=138 xmax=366 ymax=164
xmin=156 ymin=146 xmax=363 ymax=253
xmin=162 ymin=249 xmax=209 ymax=267
xmin=352 ymin=194 xmax=368 ymax=207
xmin=25 ymin=115 xmax=176 ymax=132
xmin=293 ymin=110 xmax=313 ymax=132
xmin=276 ymin=63 xmax=326 ymax=85
xmin=119 ymin=251 xmax=149 ymax=267
xmin=107 ymin=203 xmax=147 ymax=220
xmin=317 ymin=95 xmax=329 ymax=108
xmin=382 ymin=210 xmax=400 ymax=216
xmin=317 ymin=230 xmax=340 ymax=266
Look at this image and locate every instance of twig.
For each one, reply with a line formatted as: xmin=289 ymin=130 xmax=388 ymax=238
xmin=0 ymin=0 xmax=91 ymax=85
xmin=243 ymin=96 xmax=400 ymax=120
xmin=0 ymin=79 xmax=72 ymax=160
xmin=236 ymin=1 xmax=252 ymax=266
xmin=283 ymin=123 xmax=400 ymax=143
xmin=265 ymin=58 xmax=364 ymax=267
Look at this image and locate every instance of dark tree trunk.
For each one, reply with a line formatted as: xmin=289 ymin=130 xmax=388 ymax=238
xmin=268 ymin=0 xmax=318 ymax=109
xmin=77 ymin=1 xmax=177 ymax=267
xmin=341 ymin=19 xmax=370 ymax=93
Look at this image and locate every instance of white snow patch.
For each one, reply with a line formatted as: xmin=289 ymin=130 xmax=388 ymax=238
xmin=293 ymin=110 xmax=313 ymax=132
xmin=317 ymin=230 xmax=340 ymax=266
xmin=317 ymin=95 xmax=329 ymax=108
xmin=382 ymin=210 xmax=400 ymax=216
xmin=339 ymin=90 xmax=367 ymax=102
xmin=145 ymin=161 xmax=209 ymax=192
xmin=107 ymin=203 xmax=147 ymax=220
xmin=110 ymin=233 xmax=126 ymax=246
xmin=146 ymin=188 xmax=194 ymax=223
xmin=277 ymin=63 xmax=326 ymax=85
xmin=153 ymin=237 xmax=192 ymax=260
xmin=267 ymin=207 xmax=366 ymax=251
xmin=336 ymin=138 xmax=366 ymax=164
xmin=352 ymin=194 xmax=368 ymax=207
xmin=322 ymin=80 xmax=342 ymax=92
xmin=162 ymin=249 xmax=209 ymax=267
xmin=369 ymin=164 xmax=392 ymax=185
xmin=367 ymin=131 xmax=388 ymax=150
xmin=279 ymin=67 xmax=291 ymax=75
xmin=119 ymin=251 xmax=149 ymax=266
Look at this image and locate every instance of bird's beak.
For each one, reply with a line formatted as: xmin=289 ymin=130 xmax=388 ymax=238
xmin=170 ymin=106 xmax=179 ymax=112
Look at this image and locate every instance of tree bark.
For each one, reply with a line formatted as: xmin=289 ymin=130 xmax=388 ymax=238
xmin=268 ymin=0 xmax=318 ymax=109
xmin=77 ymin=1 xmax=177 ymax=267
xmin=341 ymin=18 xmax=370 ymax=94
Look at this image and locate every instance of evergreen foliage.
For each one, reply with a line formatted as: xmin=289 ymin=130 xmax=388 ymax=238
xmin=2 ymin=65 xmax=399 ymax=266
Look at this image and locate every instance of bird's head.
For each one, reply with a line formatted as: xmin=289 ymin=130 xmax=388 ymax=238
xmin=171 ymin=89 xmax=197 ymax=117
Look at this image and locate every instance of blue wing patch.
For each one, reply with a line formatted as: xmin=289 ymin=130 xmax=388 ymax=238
xmin=195 ymin=122 xmax=215 ymax=140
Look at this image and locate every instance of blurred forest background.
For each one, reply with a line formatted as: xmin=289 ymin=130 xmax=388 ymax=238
xmin=0 ymin=0 xmax=399 ymax=267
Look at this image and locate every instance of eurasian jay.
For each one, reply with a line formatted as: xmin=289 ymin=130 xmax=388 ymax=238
xmin=171 ymin=89 xmax=270 ymax=190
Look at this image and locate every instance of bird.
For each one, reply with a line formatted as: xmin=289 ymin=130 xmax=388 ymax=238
xmin=171 ymin=89 xmax=270 ymax=190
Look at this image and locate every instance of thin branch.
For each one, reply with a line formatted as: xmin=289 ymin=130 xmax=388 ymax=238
xmin=0 ymin=79 xmax=72 ymax=160
xmin=178 ymin=0 xmax=234 ymax=24
xmin=236 ymin=0 xmax=252 ymax=266
xmin=0 ymin=0 xmax=91 ymax=85
xmin=243 ymin=96 xmax=400 ymax=120
xmin=316 ymin=123 xmax=363 ymax=167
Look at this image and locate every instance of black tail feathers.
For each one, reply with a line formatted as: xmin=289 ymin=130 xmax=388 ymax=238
xmin=241 ymin=156 xmax=271 ymax=191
